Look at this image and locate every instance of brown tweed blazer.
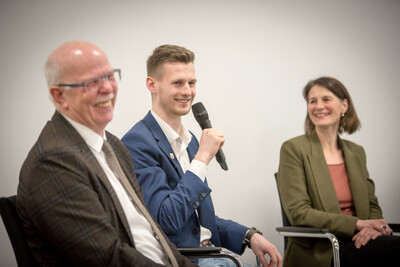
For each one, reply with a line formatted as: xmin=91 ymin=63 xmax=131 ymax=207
xmin=277 ymin=130 xmax=383 ymax=267
xmin=16 ymin=111 xmax=195 ymax=267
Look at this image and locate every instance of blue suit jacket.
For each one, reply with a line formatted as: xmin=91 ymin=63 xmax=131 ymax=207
xmin=122 ymin=111 xmax=248 ymax=254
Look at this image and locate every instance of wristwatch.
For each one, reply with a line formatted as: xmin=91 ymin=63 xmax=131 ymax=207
xmin=244 ymin=227 xmax=263 ymax=248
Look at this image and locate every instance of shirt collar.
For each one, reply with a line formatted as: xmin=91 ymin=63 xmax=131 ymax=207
xmin=151 ymin=110 xmax=192 ymax=147
xmin=62 ymin=114 xmax=106 ymax=153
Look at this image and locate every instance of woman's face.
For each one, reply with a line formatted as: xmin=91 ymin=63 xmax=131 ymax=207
xmin=307 ymin=85 xmax=348 ymax=132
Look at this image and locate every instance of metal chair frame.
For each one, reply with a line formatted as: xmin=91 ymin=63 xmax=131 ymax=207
xmin=274 ymin=173 xmax=340 ymax=267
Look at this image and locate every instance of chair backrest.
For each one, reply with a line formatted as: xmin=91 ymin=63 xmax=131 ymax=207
xmin=0 ymin=195 xmax=39 ymax=267
xmin=274 ymin=172 xmax=290 ymax=248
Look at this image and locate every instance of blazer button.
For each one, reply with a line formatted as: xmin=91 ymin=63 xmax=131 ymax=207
xmin=199 ymin=192 xmax=206 ymax=200
xmin=193 ymin=201 xmax=200 ymax=209
xmin=192 ymin=227 xmax=199 ymax=234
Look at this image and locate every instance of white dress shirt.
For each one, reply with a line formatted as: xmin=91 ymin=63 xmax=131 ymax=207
xmin=63 ymin=115 xmax=167 ymax=265
xmin=151 ymin=111 xmax=212 ymax=244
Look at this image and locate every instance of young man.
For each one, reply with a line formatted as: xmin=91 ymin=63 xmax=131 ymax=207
xmin=122 ymin=44 xmax=282 ymax=267
xmin=16 ymin=41 xmax=195 ymax=267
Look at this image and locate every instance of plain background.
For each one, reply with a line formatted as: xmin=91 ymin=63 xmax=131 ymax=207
xmin=1 ymin=0 xmax=399 ymax=265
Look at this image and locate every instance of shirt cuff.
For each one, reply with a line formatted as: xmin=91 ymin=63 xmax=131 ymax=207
xmin=188 ymin=159 xmax=208 ymax=182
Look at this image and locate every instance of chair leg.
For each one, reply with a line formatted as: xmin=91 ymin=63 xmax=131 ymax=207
xmin=327 ymin=233 xmax=340 ymax=267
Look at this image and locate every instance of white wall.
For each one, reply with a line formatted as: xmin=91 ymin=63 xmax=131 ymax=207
xmin=1 ymin=0 xmax=399 ymax=265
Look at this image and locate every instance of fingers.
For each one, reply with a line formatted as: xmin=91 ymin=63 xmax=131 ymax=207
xmin=268 ymin=247 xmax=283 ymax=267
xmin=356 ymin=219 xmax=392 ymax=235
xmin=352 ymin=227 xmax=382 ymax=248
xmin=258 ymin=255 xmax=269 ymax=267
xmin=195 ymin=128 xmax=225 ymax=164
xmin=379 ymin=223 xmax=393 ymax=235
xmin=370 ymin=220 xmax=393 ymax=235
xmin=251 ymin=235 xmax=282 ymax=267
xmin=257 ymin=249 xmax=281 ymax=267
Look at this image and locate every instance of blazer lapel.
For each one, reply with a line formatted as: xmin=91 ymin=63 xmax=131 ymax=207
xmin=186 ymin=132 xmax=198 ymax=161
xmin=341 ymin=140 xmax=369 ymax=218
xmin=143 ymin=112 xmax=185 ymax=177
xmin=307 ymin=132 xmax=341 ymax=213
xmin=53 ymin=111 xmax=134 ymax=243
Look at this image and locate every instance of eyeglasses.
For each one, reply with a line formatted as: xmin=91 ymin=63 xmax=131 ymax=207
xmin=57 ymin=69 xmax=121 ymax=92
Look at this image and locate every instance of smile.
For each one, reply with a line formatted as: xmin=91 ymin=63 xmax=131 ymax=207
xmin=96 ymin=101 xmax=112 ymax=108
xmin=94 ymin=93 xmax=114 ymax=108
xmin=176 ymin=99 xmax=191 ymax=103
xmin=315 ymin=113 xmax=329 ymax=117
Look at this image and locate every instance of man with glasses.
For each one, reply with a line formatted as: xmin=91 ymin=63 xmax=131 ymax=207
xmin=16 ymin=41 xmax=196 ymax=266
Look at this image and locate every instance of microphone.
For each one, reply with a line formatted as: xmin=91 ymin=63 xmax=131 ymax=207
xmin=192 ymin=102 xmax=228 ymax=171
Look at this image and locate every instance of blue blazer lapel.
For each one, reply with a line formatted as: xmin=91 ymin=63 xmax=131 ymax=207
xmin=143 ymin=112 xmax=185 ymax=177
xmin=186 ymin=132 xmax=198 ymax=161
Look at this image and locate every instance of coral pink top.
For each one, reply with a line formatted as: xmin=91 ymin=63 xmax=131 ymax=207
xmin=328 ymin=163 xmax=356 ymax=216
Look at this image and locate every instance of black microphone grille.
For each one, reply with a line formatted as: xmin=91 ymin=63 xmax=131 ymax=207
xmin=192 ymin=102 xmax=209 ymax=122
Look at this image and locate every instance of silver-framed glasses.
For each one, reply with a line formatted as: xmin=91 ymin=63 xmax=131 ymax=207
xmin=57 ymin=69 xmax=121 ymax=92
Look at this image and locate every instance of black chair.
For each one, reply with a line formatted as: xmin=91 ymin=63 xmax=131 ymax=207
xmin=274 ymin=173 xmax=340 ymax=267
xmin=0 ymin=195 xmax=39 ymax=267
xmin=1 ymin=195 xmax=246 ymax=266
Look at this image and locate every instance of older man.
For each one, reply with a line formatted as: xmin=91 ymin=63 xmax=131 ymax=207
xmin=16 ymin=41 xmax=195 ymax=267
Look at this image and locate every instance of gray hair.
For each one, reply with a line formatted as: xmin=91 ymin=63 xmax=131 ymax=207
xmin=44 ymin=57 xmax=64 ymax=89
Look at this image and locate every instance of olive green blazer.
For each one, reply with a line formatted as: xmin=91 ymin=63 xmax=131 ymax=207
xmin=277 ymin=131 xmax=383 ymax=267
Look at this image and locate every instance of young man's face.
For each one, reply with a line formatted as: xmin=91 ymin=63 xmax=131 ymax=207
xmin=150 ymin=61 xmax=197 ymax=121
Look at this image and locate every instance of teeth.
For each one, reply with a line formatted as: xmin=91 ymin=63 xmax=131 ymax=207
xmin=316 ymin=114 xmax=327 ymax=117
xmin=97 ymin=101 xmax=111 ymax=108
xmin=95 ymin=93 xmax=114 ymax=107
xmin=176 ymin=99 xmax=190 ymax=103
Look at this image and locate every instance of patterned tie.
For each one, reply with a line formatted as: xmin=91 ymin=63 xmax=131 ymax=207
xmin=102 ymin=140 xmax=178 ymax=267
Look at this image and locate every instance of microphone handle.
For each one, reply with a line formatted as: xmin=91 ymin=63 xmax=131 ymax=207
xmin=215 ymin=149 xmax=228 ymax=171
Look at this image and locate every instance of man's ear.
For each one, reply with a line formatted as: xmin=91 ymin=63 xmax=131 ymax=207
xmin=146 ymin=76 xmax=157 ymax=94
xmin=50 ymin=86 xmax=69 ymax=109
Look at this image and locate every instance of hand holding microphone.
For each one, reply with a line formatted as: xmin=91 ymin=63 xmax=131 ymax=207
xmin=192 ymin=102 xmax=228 ymax=171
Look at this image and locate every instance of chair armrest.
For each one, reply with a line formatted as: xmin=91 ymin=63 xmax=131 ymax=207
xmin=276 ymin=226 xmax=337 ymax=242
xmin=276 ymin=226 xmax=330 ymax=234
xmin=389 ymin=223 xmax=400 ymax=236
xmin=178 ymin=246 xmax=222 ymax=256
xmin=276 ymin=226 xmax=340 ymax=267
xmin=177 ymin=247 xmax=243 ymax=267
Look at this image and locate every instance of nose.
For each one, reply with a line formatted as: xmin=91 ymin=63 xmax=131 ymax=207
xmin=98 ymin=78 xmax=115 ymax=93
xmin=181 ymin=82 xmax=192 ymax=95
xmin=314 ymin=100 xmax=324 ymax=109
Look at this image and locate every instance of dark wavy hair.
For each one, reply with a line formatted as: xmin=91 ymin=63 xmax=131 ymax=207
xmin=303 ymin=76 xmax=361 ymax=135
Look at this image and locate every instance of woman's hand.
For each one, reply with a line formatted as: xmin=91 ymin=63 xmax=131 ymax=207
xmin=352 ymin=227 xmax=382 ymax=248
xmin=355 ymin=219 xmax=392 ymax=235
xmin=353 ymin=219 xmax=392 ymax=248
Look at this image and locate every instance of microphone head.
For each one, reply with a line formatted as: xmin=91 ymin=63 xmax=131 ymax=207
xmin=192 ymin=102 xmax=209 ymax=122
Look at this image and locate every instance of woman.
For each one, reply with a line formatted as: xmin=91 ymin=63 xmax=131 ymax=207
xmin=277 ymin=76 xmax=399 ymax=267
